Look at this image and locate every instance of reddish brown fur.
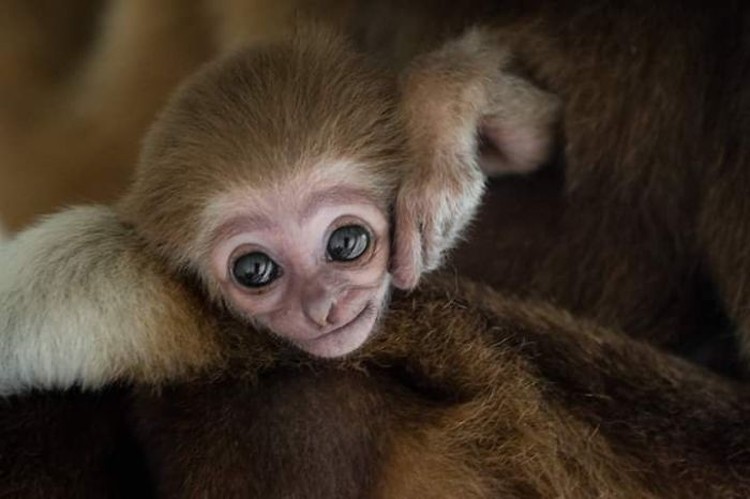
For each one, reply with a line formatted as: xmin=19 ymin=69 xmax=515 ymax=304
xmin=6 ymin=278 xmax=750 ymax=497
xmin=126 ymin=277 xmax=750 ymax=498
xmin=111 ymin=6 xmax=750 ymax=492
xmin=9 ymin=278 xmax=746 ymax=497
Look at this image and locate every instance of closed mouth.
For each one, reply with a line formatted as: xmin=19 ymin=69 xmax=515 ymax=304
xmin=290 ymin=301 xmax=377 ymax=354
xmin=310 ymin=302 xmax=374 ymax=341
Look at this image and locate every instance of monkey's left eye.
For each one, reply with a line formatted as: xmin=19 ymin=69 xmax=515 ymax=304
xmin=327 ymin=225 xmax=370 ymax=262
xmin=232 ymin=252 xmax=281 ymax=288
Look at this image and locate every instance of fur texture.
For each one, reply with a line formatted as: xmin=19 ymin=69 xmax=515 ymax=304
xmin=6 ymin=278 xmax=747 ymax=498
xmin=0 ymin=2 xmax=748 ymax=496
xmin=0 ymin=206 xmax=220 ymax=393
xmin=118 ymin=29 xmax=404 ymax=269
xmin=391 ymin=28 xmax=559 ymax=288
xmin=127 ymin=277 xmax=750 ymax=498
xmin=1 ymin=28 xmax=558 ymax=393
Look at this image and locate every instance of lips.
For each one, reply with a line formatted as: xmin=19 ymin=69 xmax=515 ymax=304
xmin=317 ymin=302 xmax=372 ymax=338
xmin=291 ymin=301 xmax=378 ymax=357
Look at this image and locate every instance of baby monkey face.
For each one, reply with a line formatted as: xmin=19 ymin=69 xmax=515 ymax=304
xmin=208 ymin=166 xmax=392 ymax=358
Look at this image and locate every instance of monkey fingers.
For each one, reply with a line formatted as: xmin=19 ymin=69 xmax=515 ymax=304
xmin=390 ymin=30 xmax=560 ymax=290
xmin=391 ymin=168 xmax=484 ymax=290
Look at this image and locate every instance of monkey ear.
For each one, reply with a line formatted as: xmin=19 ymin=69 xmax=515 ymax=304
xmin=391 ymin=31 xmax=560 ymax=290
xmin=0 ymin=206 xmax=216 ymax=394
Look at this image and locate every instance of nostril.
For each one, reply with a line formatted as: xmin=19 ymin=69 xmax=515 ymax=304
xmin=310 ymin=309 xmax=330 ymax=328
xmin=304 ymin=296 xmax=336 ymax=328
xmin=311 ymin=314 xmax=328 ymax=328
xmin=325 ymin=301 xmax=341 ymax=326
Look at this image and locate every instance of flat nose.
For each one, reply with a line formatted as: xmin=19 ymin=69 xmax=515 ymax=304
xmin=302 ymin=284 xmax=339 ymax=327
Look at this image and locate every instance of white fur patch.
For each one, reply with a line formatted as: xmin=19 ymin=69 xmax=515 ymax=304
xmin=0 ymin=206 xmax=194 ymax=395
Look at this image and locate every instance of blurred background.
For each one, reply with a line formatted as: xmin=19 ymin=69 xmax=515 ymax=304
xmin=0 ymin=0 xmax=352 ymax=234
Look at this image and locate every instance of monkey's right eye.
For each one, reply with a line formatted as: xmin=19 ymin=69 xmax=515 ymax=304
xmin=231 ymin=252 xmax=281 ymax=288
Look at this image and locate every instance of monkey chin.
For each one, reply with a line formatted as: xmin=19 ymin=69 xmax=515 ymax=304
xmin=292 ymin=279 xmax=392 ymax=359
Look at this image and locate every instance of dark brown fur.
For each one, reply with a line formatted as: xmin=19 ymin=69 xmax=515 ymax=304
xmin=353 ymin=0 xmax=750 ymax=361
xmin=0 ymin=388 xmax=151 ymax=498
xmin=129 ymin=277 xmax=750 ymax=498
xmin=7 ymin=278 xmax=748 ymax=498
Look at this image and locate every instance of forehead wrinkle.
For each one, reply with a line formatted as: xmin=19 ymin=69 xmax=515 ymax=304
xmin=202 ymin=166 xmax=381 ymax=248
xmin=300 ymin=186 xmax=380 ymax=223
xmin=211 ymin=214 xmax=275 ymax=244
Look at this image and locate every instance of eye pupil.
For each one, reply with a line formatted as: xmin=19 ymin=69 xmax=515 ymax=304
xmin=232 ymin=252 xmax=280 ymax=288
xmin=327 ymin=225 xmax=370 ymax=262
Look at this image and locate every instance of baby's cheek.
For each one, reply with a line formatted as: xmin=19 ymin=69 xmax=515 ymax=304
xmin=223 ymin=284 xmax=285 ymax=319
xmin=348 ymin=260 xmax=390 ymax=288
xmin=257 ymin=308 xmax=297 ymax=336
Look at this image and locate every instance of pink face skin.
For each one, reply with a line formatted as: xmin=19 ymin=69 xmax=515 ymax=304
xmin=207 ymin=175 xmax=391 ymax=358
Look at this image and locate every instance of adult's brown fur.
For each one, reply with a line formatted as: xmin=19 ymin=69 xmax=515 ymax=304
xmin=0 ymin=387 xmax=151 ymax=498
xmin=6 ymin=278 xmax=747 ymax=498
xmin=348 ymin=0 xmax=750 ymax=361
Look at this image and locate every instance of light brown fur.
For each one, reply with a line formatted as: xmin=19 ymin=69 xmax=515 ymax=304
xmin=0 ymin=206 xmax=221 ymax=392
xmin=118 ymin=28 xmax=403 ymax=267
xmin=5 ymin=27 xmax=547 ymax=389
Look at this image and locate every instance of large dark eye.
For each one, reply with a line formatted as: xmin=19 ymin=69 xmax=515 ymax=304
xmin=327 ymin=225 xmax=370 ymax=262
xmin=232 ymin=252 xmax=280 ymax=288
